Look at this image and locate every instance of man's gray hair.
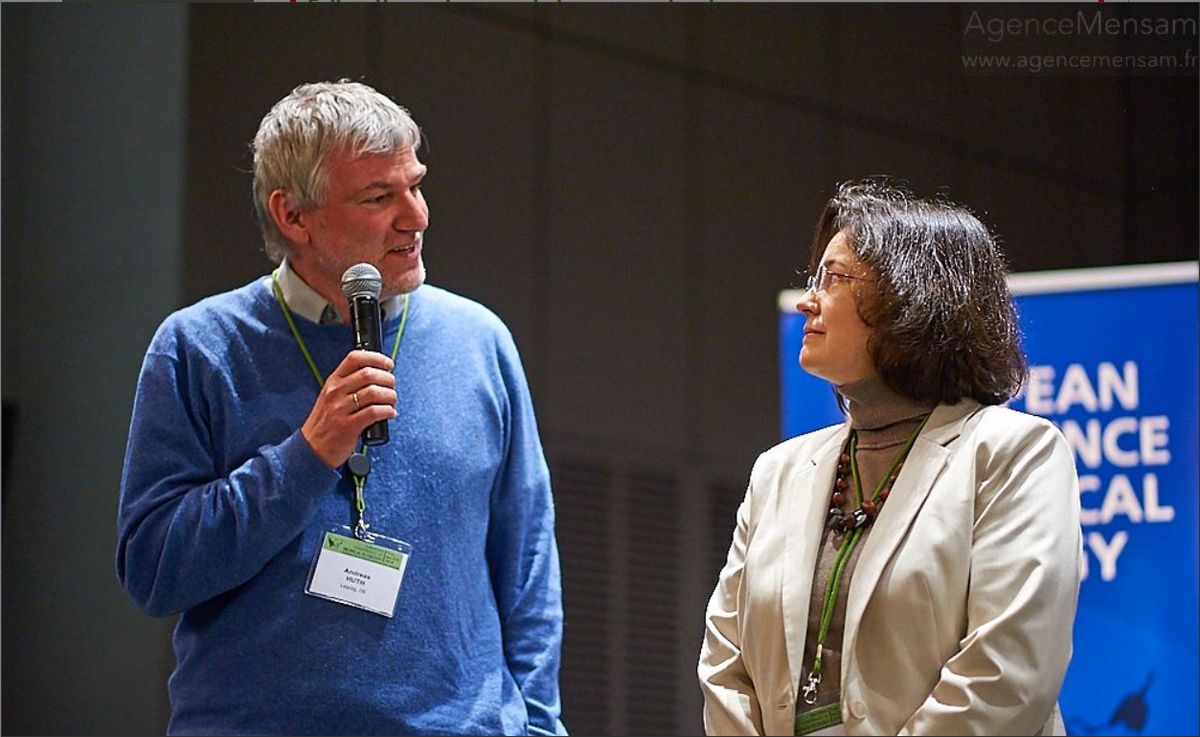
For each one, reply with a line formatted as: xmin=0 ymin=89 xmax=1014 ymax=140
xmin=251 ymin=80 xmax=422 ymax=263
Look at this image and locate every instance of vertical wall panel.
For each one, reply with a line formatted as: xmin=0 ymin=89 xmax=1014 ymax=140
xmin=1 ymin=5 xmax=188 ymax=734
xmin=625 ymin=469 xmax=681 ymax=736
xmin=554 ymin=458 xmax=616 ymax=736
xmin=543 ymin=42 xmax=690 ymax=454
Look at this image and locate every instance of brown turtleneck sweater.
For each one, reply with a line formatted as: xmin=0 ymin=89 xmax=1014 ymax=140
xmin=796 ymin=375 xmax=935 ymax=725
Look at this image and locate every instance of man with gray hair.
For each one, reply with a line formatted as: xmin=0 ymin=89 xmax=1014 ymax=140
xmin=116 ymin=80 xmax=566 ymax=735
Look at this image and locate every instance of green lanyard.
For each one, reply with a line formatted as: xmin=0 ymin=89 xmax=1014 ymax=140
xmin=799 ymin=413 xmax=930 ymax=707
xmin=270 ymin=269 xmax=410 ymax=539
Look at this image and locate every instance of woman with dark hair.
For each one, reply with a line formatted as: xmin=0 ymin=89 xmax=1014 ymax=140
xmin=698 ymin=179 xmax=1081 ymax=736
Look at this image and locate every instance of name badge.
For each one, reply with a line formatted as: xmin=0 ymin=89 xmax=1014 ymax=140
xmin=305 ymin=528 xmax=411 ymax=617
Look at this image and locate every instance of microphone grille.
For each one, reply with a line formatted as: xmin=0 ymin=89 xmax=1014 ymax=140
xmin=341 ymin=263 xmax=383 ymax=300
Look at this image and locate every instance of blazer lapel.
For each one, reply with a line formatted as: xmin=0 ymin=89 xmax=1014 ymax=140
xmin=842 ymin=401 xmax=981 ymax=661
xmin=781 ymin=426 xmax=850 ymax=694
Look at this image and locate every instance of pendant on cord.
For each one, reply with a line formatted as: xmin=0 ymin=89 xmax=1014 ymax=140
xmin=347 ymin=451 xmax=371 ymax=477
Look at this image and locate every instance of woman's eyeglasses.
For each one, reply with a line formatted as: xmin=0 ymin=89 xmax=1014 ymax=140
xmin=805 ymin=264 xmax=872 ymax=294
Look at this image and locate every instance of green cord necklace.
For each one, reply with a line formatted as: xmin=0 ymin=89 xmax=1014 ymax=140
xmin=270 ymin=269 xmax=410 ymax=539
xmin=799 ymin=412 xmax=931 ymax=707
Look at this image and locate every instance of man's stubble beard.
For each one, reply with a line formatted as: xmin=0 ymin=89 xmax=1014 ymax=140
xmin=382 ymin=257 xmax=426 ymax=300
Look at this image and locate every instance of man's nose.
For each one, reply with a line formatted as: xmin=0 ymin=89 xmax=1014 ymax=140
xmin=395 ymin=197 xmax=429 ymax=232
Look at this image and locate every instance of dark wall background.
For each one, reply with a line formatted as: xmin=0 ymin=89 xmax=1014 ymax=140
xmin=3 ymin=3 xmax=1196 ymax=735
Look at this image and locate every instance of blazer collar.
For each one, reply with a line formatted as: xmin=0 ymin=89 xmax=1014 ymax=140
xmin=778 ymin=400 xmax=983 ymax=699
xmin=780 ymin=425 xmax=851 ymax=693
xmin=841 ymin=400 xmax=983 ymax=665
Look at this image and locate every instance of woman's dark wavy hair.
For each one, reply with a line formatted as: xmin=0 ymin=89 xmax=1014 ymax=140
xmin=808 ymin=177 xmax=1026 ymax=406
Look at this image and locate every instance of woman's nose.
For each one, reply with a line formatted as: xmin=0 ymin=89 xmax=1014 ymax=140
xmin=796 ymin=290 xmax=818 ymax=315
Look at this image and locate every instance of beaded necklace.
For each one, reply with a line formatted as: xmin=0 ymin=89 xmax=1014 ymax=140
xmin=799 ymin=412 xmax=931 ymax=706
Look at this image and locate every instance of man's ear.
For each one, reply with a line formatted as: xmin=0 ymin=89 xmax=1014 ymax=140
xmin=267 ymin=188 xmax=310 ymax=246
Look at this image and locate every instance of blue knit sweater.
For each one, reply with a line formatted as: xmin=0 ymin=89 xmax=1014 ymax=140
xmin=116 ymin=277 xmax=565 ymax=736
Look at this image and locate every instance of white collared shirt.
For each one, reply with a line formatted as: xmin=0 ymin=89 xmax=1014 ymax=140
xmin=272 ymin=259 xmax=403 ymax=325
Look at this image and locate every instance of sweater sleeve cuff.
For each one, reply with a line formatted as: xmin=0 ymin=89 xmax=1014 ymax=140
xmin=263 ymin=430 xmax=344 ymax=503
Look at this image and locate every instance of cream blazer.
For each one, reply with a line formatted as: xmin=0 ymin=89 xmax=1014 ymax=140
xmin=699 ymin=401 xmax=1081 ymax=736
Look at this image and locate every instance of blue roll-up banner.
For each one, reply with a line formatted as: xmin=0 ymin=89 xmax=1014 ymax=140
xmin=779 ymin=262 xmax=1199 ymax=736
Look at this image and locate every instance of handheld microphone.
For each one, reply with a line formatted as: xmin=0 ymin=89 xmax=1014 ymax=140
xmin=341 ymin=263 xmax=388 ymax=446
